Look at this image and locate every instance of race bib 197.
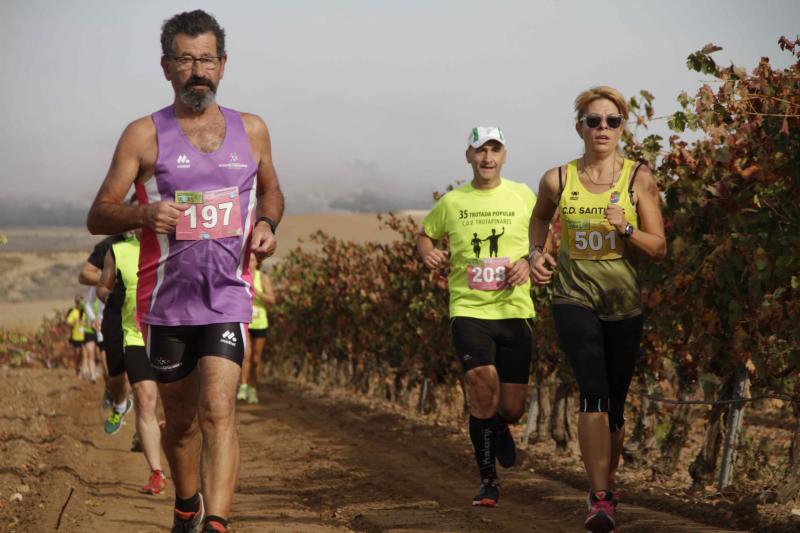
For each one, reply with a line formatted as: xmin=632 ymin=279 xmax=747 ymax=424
xmin=566 ymin=220 xmax=623 ymax=260
xmin=467 ymin=257 xmax=510 ymax=291
xmin=175 ymin=187 xmax=243 ymax=241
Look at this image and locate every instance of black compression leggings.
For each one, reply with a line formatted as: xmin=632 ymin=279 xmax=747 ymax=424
xmin=551 ymin=304 xmax=643 ymax=433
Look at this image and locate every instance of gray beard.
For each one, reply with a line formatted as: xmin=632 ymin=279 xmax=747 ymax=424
xmin=179 ymin=86 xmax=216 ymax=111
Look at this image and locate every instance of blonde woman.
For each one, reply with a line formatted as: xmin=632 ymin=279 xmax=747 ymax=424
xmin=528 ymin=87 xmax=666 ymax=532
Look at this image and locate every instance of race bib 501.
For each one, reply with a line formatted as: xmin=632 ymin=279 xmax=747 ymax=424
xmin=566 ymin=220 xmax=623 ymax=260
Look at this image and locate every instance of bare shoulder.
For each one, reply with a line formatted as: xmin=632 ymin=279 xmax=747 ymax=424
xmin=118 ymin=115 xmax=157 ymax=156
xmin=538 ymin=165 xmax=564 ymax=200
xmin=632 ymin=164 xmax=658 ymax=194
xmin=122 ymin=115 xmax=156 ymax=142
xmin=240 ymin=112 xmax=269 ymax=138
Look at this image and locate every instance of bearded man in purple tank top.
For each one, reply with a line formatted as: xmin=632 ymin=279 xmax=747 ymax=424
xmin=87 ymin=10 xmax=284 ymax=533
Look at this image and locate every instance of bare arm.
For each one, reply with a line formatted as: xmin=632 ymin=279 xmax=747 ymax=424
xmin=528 ymin=168 xmax=560 ymax=283
xmin=628 ymin=167 xmax=667 ymax=260
xmin=86 ymin=117 xmax=188 ymax=235
xmin=78 ymin=262 xmax=101 ymax=286
xmin=243 ymin=114 xmax=284 ymax=259
xmin=97 ymin=251 xmax=116 ymax=304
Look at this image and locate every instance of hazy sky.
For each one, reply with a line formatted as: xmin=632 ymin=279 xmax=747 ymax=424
xmin=1 ymin=0 xmax=798 ymax=213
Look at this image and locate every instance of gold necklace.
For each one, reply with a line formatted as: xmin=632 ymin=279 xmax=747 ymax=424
xmin=581 ymin=156 xmax=618 ymax=188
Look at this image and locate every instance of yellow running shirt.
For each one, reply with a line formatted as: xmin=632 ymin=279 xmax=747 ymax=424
xmin=553 ymin=159 xmax=642 ymax=320
xmin=423 ymin=178 xmax=536 ymax=320
xmin=249 ymin=271 xmax=269 ymax=330
xmin=111 ymin=236 xmax=145 ymax=348
xmin=66 ymin=308 xmax=85 ymax=342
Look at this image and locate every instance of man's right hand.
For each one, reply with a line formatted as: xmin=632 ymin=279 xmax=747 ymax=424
xmin=143 ymin=201 xmax=190 ymax=234
xmin=529 ymin=250 xmax=557 ymax=285
xmin=422 ymin=249 xmax=449 ymax=270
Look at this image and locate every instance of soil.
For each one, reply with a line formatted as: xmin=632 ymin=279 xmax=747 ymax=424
xmin=0 ymin=367 xmax=742 ymax=532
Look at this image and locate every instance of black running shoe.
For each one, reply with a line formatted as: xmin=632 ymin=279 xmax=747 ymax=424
xmin=472 ymin=479 xmax=499 ymax=507
xmin=495 ymin=425 xmax=516 ymax=468
xmin=171 ymin=493 xmax=204 ymax=533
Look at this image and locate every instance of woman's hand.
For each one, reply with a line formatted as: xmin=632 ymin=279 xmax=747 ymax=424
xmin=605 ymin=204 xmax=627 ymax=234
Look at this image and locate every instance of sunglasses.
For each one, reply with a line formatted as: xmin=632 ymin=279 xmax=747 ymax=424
xmin=579 ymin=114 xmax=625 ymax=129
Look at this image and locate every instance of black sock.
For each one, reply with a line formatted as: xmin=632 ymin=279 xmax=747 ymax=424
xmin=469 ymin=415 xmax=497 ymax=481
xmin=205 ymin=515 xmax=228 ymax=530
xmin=175 ymin=492 xmax=201 ymax=513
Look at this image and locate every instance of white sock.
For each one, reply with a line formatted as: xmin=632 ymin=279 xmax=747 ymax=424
xmin=114 ymin=400 xmax=128 ymax=414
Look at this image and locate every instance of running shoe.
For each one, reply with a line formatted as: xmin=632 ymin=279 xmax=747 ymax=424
xmin=201 ymin=521 xmax=228 ymax=532
xmin=472 ymin=479 xmax=499 ymax=507
xmin=495 ymin=425 xmax=516 ymax=468
xmin=246 ymin=385 xmax=259 ymax=404
xmin=172 ymin=493 xmax=205 ymax=533
xmin=236 ymin=384 xmax=248 ymax=401
xmin=141 ymin=469 xmax=167 ymax=495
xmin=104 ymin=398 xmax=133 ymax=435
xmin=130 ymin=432 xmax=143 ymax=452
xmin=585 ymin=490 xmax=616 ymax=532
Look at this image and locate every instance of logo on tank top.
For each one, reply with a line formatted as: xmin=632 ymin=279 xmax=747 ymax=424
xmin=218 ymin=152 xmax=248 ymax=169
xmin=570 ymin=190 xmax=579 ymax=201
xmin=176 ymin=154 xmax=191 ymax=169
xmin=610 ymin=191 xmax=620 ymax=204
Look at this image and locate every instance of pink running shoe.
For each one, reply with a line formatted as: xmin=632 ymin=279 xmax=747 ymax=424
xmin=584 ymin=490 xmax=616 ymax=532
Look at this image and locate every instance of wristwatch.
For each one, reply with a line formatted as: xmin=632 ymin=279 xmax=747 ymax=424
xmin=255 ymin=216 xmax=277 ymax=235
xmin=621 ymin=223 xmax=634 ymax=239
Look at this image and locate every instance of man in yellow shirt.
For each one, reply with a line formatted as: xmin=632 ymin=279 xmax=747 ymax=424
xmin=417 ymin=127 xmax=535 ymax=507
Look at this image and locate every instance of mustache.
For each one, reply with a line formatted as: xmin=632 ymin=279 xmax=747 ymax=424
xmin=184 ymin=76 xmax=214 ymax=90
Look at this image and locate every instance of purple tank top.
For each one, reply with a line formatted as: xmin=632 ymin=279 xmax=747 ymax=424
xmin=136 ymin=105 xmax=257 ymax=327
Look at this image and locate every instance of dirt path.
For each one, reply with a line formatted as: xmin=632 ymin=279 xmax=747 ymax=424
xmin=0 ymin=368 xmax=739 ymax=532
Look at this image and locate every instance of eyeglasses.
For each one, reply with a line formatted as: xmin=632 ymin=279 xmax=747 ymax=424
xmin=579 ymin=114 xmax=625 ymax=129
xmin=170 ymin=55 xmax=222 ymax=71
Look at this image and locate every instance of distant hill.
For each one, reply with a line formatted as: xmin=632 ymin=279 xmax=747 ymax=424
xmin=0 ymin=199 xmax=89 ymax=227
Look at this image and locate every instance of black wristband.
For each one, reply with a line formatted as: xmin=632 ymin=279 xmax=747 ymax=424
xmin=255 ymin=216 xmax=277 ymax=235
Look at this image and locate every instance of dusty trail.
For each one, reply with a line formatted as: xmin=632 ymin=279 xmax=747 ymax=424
xmin=0 ymin=369 xmax=738 ymax=532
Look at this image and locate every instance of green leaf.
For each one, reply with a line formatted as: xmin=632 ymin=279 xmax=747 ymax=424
xmin=668 ymin=111 xmax=688 ymax=132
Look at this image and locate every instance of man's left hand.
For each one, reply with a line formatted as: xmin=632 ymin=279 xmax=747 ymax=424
xmin=251 ymin=221 xmax=277 ymax=260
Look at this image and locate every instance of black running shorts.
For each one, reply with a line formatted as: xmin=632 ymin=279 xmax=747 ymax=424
xmin=450 ymin=317 xmax=533 ymax=384
xmin=124 ymin=345 xmax=156 ymax=384
xmin=249 ymin=328 xmax=267 ymax=339
xmin=145 ymin=323 xmax=246 ymax=383
xmin=84 ymin=332 xmax=97 ymax=343
xmin=102 ymin=311 xmax=125 ymax=377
